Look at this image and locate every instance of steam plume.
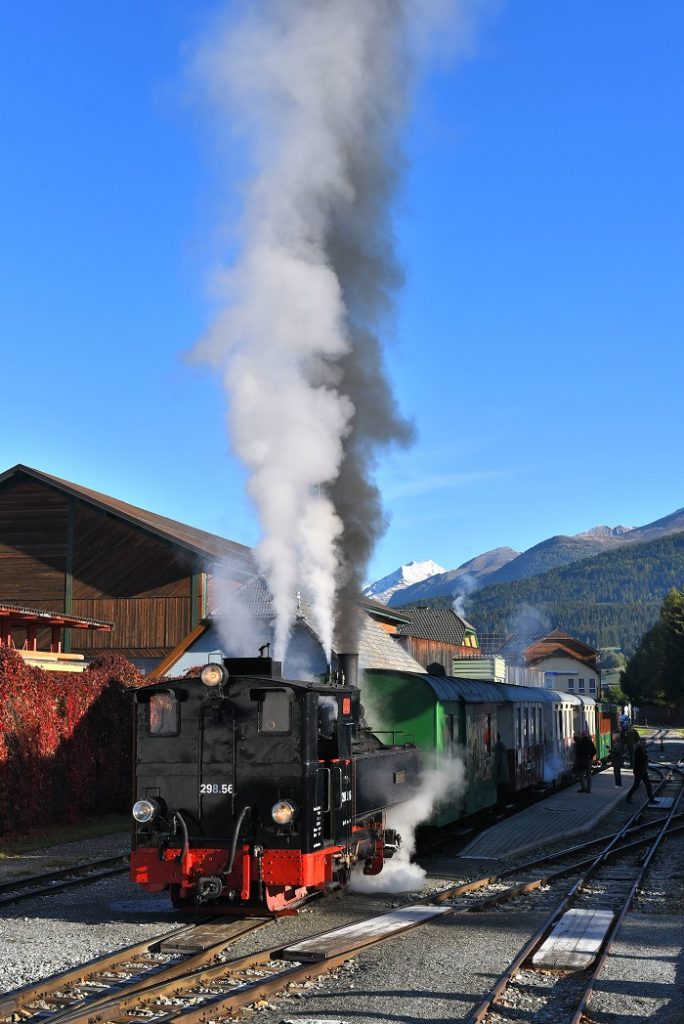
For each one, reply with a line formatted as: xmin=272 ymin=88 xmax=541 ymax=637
xmin=191 ymin=1 xmax=492 ymax=659
xmin=351 ymin=754 xmax=465 ymax=893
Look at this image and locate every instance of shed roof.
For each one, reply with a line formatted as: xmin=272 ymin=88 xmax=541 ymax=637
xmin=358 ymin=618 xmax=426 ymax=673
xmin=0 ymin=603 xmax=113 ymax=630
xmin=395 ymin=607 xmax=476 ymax=643
xmin=0 ymin=465 xmax=255 ymax=573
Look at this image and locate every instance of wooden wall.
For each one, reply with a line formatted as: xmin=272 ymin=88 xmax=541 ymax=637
xmin=0 ymin=476 xmax=202 ymax=657
xmin=398 ymin=636 xmax=478 ymax=673
xmin=0 ymin=478 xmax=69 ymax=607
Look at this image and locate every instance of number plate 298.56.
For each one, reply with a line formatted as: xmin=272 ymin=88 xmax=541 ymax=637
xmin=200 ymin=782 xmax=233 ymax=795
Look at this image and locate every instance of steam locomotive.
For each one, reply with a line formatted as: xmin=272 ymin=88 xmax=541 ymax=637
xmin=129 ymin=654 xmax=420 ymax=914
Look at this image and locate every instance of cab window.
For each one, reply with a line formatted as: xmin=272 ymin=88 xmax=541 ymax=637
xmin=148 ymin=693 xmax=179 ymax=736
xmin=259 ymin=689 xmax=292 ymax=735
xmin=317 ymin=696 xmax=339 ymax=759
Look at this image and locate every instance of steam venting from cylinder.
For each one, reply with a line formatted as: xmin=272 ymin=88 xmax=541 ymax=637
xmin=190 ymin=1 xmax=480 ymax=660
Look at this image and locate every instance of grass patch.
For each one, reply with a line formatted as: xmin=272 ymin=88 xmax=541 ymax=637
xmin=0 ymin=814 xmax=130 ymax=857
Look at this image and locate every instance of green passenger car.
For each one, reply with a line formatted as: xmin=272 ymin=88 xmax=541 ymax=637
xmin=363 ymin=670 xmax=498 ymax=826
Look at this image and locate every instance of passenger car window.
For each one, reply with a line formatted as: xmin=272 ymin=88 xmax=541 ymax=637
xmin=148 ymin=693 xmax=179 ymax=736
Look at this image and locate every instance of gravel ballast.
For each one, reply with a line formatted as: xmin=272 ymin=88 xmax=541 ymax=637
xmin=1 ymin=809 xmax=683 ymax=1023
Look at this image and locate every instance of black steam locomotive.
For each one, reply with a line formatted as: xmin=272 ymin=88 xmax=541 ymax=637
xmin=130 ymin=655 xmax=420 ymax=914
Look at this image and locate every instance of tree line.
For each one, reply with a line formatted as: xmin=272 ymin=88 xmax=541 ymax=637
xmin=621 ymin=586 xmax=684 ymax=707
xmin=397 ymin=531 xmax=684 ymax=656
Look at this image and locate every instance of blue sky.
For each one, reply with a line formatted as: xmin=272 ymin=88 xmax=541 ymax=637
xmin=2 ymin=1 xmax=682 ymax=583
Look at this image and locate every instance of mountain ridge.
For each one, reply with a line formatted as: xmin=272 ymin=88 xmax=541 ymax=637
xmin=366 ymin=505 xmax=684 ymax=608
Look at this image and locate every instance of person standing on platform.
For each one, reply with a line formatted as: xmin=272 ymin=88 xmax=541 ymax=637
xmin=610 ymin=733 xmax=623 ymax=787
xmin=626 ymin=736 xmax=656 ymax=804
xmin=625 ymin=724 xmax=639 ymax=768
xmin=493 ymin=733 xmax=509 ymax=809
xmin=576 ymin=729 xmax=596 ymax=793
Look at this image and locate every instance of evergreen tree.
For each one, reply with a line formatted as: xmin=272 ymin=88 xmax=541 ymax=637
xmin=621 ymin=586 xmax=684 ymax=705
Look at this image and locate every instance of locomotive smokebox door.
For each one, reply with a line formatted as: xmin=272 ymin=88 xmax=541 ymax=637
xmin=198 ymin=700 xmax=235 ymax=831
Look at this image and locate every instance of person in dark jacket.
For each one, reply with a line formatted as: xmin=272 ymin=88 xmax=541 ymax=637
xmin=624 ymin=724 xmax=639 ymax=768
xmin=575 ymin=729 xmax=597 ymax=793
xmin=610 ymin=733 xmax=623 ymax=787
xmin=626 ymin=736 xmax=655 ymax=803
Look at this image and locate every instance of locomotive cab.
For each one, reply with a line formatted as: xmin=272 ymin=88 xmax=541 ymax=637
xmin=130 ymin=656 xmax=412 ymax=914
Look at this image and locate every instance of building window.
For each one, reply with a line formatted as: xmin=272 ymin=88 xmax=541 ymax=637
xmin=579 ymin=678 xmax=586 ymax=693
xmin=568 ymin=679 xmax=575 ymax=691
xmin=589 ymin=679 xmax=596 ymax=693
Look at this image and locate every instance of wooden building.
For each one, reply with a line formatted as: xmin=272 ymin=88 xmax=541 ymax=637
xmin=392 ymin=606 xmax=480 ymax=674
xmin=0 ymin=465 xmax=255 ymax=668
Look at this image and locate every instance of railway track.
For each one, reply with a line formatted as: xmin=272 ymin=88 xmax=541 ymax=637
xmin=0 ymin=918 xmax=269 ymax=1024
xmin=0 ymin=856 xmax=129 ymax=908
xmin=2 ymin=742 xmax=681 ymax=1024
xmin=4 ymin=777 xmax=683 ymax=1024
xmin=463 ymin=762 xmax=684 ymax=1024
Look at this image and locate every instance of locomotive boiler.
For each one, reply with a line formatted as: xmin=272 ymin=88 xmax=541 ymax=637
xmin=130 ymin=654 xmax=420 ymax=914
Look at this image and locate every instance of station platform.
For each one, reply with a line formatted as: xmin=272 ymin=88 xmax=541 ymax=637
xmin=458 ymin=768 xmax=634 ymax=860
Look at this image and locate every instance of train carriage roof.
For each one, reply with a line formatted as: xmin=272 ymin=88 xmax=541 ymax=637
xmin=365 ymin=670 xmax=597 ymax=708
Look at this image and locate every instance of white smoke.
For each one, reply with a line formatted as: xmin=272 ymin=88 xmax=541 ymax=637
xmin=351 ymin=753 xmax=465 ymax=893
xmin=189 ymin=1 xmax=499 ymax=661
xmin=452 ymin=572 xmax=476 ymax=619
xmin=508 ymin=602 xmax=551 ymax=636
xmin=210 ymin=568 xmax=266 ymax=657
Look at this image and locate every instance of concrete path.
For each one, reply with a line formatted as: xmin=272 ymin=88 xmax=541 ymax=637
xmin=458 ymin=768 xmax=633 ymax=859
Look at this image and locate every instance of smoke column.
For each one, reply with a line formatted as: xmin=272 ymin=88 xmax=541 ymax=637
xmin=191 ymin=1 xmax=492 ymax=659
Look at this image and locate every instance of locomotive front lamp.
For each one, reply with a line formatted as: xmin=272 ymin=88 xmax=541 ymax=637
xmin=200 ymin=663 xmax=229 ymax=688
xmin=271 ymin=799 xmax=297 ymax=825
xmin=133 ymin=798 xmax=160 ymax=824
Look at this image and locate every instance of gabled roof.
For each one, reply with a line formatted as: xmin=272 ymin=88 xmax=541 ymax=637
xmin=527 ymin=647 xmax=599 ymax=671
xmin=490 ymin=629 xmax=599 ymax=666
xmin=160 ymin=581 xmax=426 ymax=678
xmin=491 ymin=630 xmax=549 ymax=657
xmin=534 ymin=628 xmax=600 ymax=656
xmin=358 ymin=617 xmax=426 ymax=673
xmin=0 ymin=465 xmax=255 ymax=573
xmin=358 ymin=597 xmax=413 ymax=625
xmin=396 ymin=607 xmax=476 ymax=644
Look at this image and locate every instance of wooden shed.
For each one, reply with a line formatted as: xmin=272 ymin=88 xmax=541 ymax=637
xmin=393 ymin=606 xmax=480 ymax=674
xmin=0 ymin=465 xmax=255 ymax=667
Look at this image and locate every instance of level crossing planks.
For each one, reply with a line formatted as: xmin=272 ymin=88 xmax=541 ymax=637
xmin=282 ymin=905 xmax=451 ymax=962
xmin=532 ymin=908 xmax=613 ymax=971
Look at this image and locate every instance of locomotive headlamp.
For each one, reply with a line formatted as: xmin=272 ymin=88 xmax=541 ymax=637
xmin=132 ymin=798 xmax=160 ymax=824
xmin=271 ymin=799 xmax=297 ymax=825
xmin=200 ymin=663 xmax=229 ymax=688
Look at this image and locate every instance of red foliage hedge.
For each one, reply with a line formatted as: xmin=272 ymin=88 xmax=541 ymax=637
xmin=0 ymin=648 xmax=145 ymax=834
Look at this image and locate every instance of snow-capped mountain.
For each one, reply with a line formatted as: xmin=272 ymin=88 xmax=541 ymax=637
xmin=363 ymin=559 xmax=446 ymax=606
xmin=365 ymin=507 xmax=684 ymax=610
xmin=385 ymin=547 xmax=519 ymax=607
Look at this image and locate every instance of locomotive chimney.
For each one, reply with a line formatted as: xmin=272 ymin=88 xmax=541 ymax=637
xmin=337 ymin=652 xmax=359 ymax=689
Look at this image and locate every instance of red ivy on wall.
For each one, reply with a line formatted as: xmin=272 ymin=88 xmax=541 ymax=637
xmin=0 ymin=649 xmax=145 ymax=834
